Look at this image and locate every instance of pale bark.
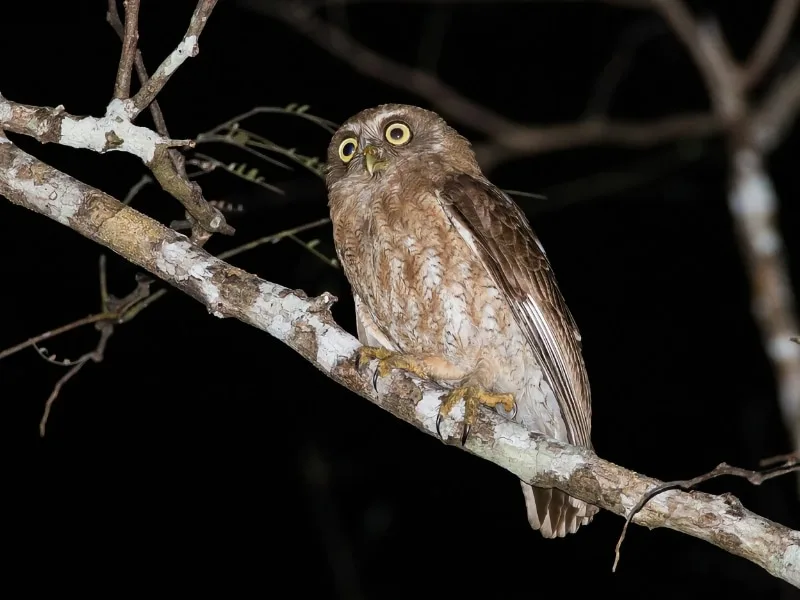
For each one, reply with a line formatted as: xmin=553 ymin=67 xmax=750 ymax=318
xmin=0 ymin=134 xmax=798 ymax=587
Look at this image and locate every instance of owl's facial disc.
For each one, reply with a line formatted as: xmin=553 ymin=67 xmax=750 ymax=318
xmin=363 ymin=145 xmax=388 ymax=177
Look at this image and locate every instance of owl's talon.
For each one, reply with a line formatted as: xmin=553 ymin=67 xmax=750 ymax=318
xmin=356 ymin=346 xmax=392 ymax=372
xmin=508 ymin=401 xmax=518 ymax=420
xmin=460 ymin=423 xmax=471 ymax=446
xmin=355 ymin=346 xmax=431 ymax=390
xmin=435 ymin=414 xmax=444 ymax=440
xmin=437 ymin=385 xmax=515 ymax=444
xmin=372 ymin=368 xmax=380 ymax=392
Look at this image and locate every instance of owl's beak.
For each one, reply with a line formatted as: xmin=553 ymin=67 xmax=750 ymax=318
xmin=363 ymin=145 xmax=387 ymax=176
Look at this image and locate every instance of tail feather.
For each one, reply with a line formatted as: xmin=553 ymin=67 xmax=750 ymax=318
xmin=521 ymin=482 xmax=597 ymax=538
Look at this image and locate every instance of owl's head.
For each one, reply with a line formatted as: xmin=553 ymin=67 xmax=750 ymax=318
xmin=325 ymin=104 xmax=479 ymax=189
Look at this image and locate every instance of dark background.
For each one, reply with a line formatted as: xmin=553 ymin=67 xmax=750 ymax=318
xmin=1 ymin=0 xmax=799 ymax=597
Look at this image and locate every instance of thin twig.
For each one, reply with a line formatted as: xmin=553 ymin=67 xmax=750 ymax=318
xmin=613 ymin=460 xmax=800 ymax=572
xmin=651 ymin=0 xmax=743 ymax=121
xmin=39 ymin=324 xmax=114 ymax=437
xmin=760 ymin=451 xmax=799 ymax=467
xmin=113 ymin=0 xmax=141 ymax=99
xmin=122 ymin=174 xmax=153 ymax=205
xmin=0 ymin=313 xmax=113 ymax=361
xmin=741 ymin=0 xmax=800 ymax=89
xmin=217 ymin=218 xmax=332 ymax=261
xmin=583 ymin=18 xmax=667 ymax=117
xmin=201 ymin=105 xmax=339 ymax=136
xmin=107 ymin=0 xmax=170 ymax=137
xmin=752 ymin=62 xmax=800 ymax=152
xmin=129 ymin=0 xmax=219 ymax=118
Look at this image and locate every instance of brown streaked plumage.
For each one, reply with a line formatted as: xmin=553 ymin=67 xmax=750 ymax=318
xmin=326 ymin=103 xmax=598 ymax=538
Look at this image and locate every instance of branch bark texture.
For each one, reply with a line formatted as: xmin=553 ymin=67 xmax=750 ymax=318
xmin=0 ymin=136 xmax=798 ymax=587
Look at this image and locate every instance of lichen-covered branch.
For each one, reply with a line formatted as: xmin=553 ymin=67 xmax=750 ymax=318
xmin=0 ymin=94 xmax=233 ymax=237
xmin=0 ymin=134 xmax=797 ymax=587
xmin=0 ymin=94 xmax=191 ymax=162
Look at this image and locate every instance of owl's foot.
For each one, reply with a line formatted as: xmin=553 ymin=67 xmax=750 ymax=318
xmin=356 ymin=346 xmax=432 ymax=390
xmin=436 ymin=386 xmax=516 ymax=446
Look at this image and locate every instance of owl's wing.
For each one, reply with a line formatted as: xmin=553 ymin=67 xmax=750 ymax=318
xmin=436 ymin=173 xmax=592 ymax=447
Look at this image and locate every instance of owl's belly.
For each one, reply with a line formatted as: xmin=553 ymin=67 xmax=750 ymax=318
xmin=361 ymin=227 xmax=529 ymax=372
xmin=336 ymin=197 xmax=568 ymax=439
xmin=360 ymin=242 xmax=565 ymax=437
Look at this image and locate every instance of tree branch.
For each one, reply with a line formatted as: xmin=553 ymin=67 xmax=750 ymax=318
xmin=1 ymin=132 xmax=798 ymax=588
xmin=0 ymin=95 xmax=192 ymax=160
xmin=0 ymin=94 xmax=234 ymax=237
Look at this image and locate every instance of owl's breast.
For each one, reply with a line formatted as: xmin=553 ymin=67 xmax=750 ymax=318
xmin=332 ymin=187 xmax=517 ymax=360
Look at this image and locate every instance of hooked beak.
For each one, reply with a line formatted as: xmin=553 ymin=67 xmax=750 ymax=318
xmin=363 ymin=145 xmax=387 ymax=177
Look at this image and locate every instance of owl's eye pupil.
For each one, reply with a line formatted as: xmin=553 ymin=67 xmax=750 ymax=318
xmin=343 ymin=142 xmax=355 ymax=156
xmin=389 ymin=127 xmax=403 ymax=140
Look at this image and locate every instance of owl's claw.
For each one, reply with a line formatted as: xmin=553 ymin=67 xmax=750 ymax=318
xmin=436 ymin=386 xmax=516 ymax=446
xmin=355 ymin=346 xmax=430 ymax=392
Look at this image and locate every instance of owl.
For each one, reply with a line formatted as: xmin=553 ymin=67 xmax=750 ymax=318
xmin=326 ymin=104 xmax=598 ymax=538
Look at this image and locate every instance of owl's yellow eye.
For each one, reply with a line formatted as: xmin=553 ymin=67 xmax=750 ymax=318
xmin=338 ymin=137 xmax=358 ymax=162
xmin=385 ymin=122 xmax=411 ymax=145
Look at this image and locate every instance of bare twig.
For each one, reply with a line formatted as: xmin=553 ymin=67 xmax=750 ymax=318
xmin=752 ymin=62 xmax=800 ymax=152
xmin=613 ymin=460 xmax=800 ymax=572
xmin=107 ymin=0 xmax=170 ymax=137
xmin=39 ymin=324 xmax=113 ymax=437
xmin=582 ymin=18 xmax=667 ymax=118
xmin=1 ymin=214 xmax=333 ymax=433
xmin=1 ymin=137 xmax=798 ymax=587
xmin=0 ymin=313 xmax=113 ymax=361
xmin=0 ymin=217 xmax=333 ymax=365
xmin=36 ymin=254 xmax=136 ymax=436
xmin=113 ymin=0 xmax=141 ymax=99
xmin=129 ymin=0 xmax=219 ymax=118
xmin=650 ymin=0 xmax=744 ymax=121
xmin=217 ymin=218 xmax=332 ymax=261
xmin=741 ymin=0 xmax=800 ymax=89
xmin=473 ymin=112 xmax=719 ymax=170
xmin=122 ymin=174 xmax=153 ymax=205
xmin=761 ymin=451 xmax=800 ymax=467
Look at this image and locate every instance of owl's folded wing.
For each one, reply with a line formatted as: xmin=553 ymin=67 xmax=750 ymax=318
xmin=435 ymin=173 xmax=592 ymax=447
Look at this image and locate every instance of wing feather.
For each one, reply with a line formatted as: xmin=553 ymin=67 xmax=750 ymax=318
xmin=436 ymin=174 xmax=592 ymax=447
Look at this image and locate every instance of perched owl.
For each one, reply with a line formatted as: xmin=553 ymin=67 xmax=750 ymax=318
xmin=326 ymin=104 xmax=598 ymax=538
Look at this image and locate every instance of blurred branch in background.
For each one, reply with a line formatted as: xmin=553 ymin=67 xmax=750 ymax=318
xmin=253 ymin=0 xmax=800 ymax=492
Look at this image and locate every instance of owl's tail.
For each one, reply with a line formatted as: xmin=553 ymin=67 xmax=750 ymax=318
xmin=521 ymin=482 xmax=598 ymax=538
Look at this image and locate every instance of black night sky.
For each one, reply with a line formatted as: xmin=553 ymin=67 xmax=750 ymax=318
xmin=2 ymin=1 xmax=799 ymax=597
